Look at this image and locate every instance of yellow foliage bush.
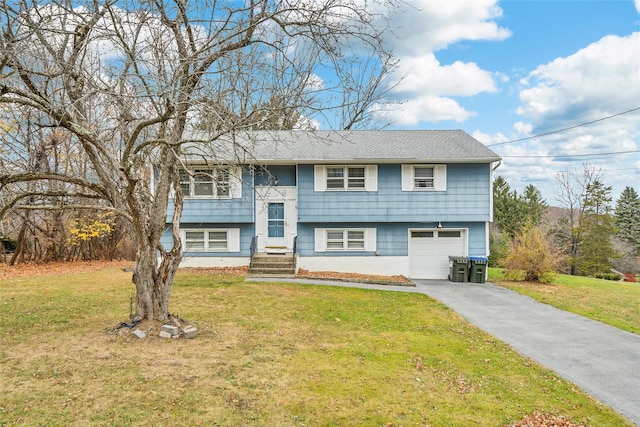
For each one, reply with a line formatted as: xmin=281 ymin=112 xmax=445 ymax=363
xmin=500 ymin=221 xmax=563 ymax=284
xmin=67 ymin=213 xmax=115 ymax=246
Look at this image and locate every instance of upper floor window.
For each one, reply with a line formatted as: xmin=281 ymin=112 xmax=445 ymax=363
xmin=179 ymin=166 xmax=238 ymax=198
xmin=401 ymin=164 xmax=446 ymax=192
xmin=413 ymin=166 xmax=434 ymax=189
xmin=314 ymin=165 xmax=377 ymax=192
xmin=326 ymin=166 xmax=366 ymax=190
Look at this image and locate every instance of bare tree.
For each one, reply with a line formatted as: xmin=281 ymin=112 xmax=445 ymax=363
xmin=554 ymin=164 xmax=601 ymax=275
xmin=0 ymin=1 xmax=397 ymax=322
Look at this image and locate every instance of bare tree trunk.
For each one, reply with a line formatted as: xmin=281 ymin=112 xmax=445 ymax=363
xmin=130 ymin=147 xmax=183 ymax=322
xmin=131 ymin=242 xmax=182 ymax=322
xmin=9 ymin=223 xmax=27 ymax=266
xmin=132 ymin=245 xmax=156 ymax=321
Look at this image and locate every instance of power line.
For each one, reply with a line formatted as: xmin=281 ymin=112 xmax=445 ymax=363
xmin=486 ymin=107 xmax=640 ymax=147
xmin=500 ymin=149 xmax=640 ymax=159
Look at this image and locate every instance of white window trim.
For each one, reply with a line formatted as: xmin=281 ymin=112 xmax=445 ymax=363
xmin=401 ymin=164 xmax=446 ymax=192
xmin=314 ymin=165 xmax=377 ymax=192
xmin=181 ymin=228 xmax=240 ymax=253
xmin=314 ymin=228 xmax=376 ymax=252
xmin=180 ymin=166 xmax=242 ymax=199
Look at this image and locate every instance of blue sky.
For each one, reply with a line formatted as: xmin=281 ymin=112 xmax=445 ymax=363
xmin=370 ymin=0 xmax=639 ymax=204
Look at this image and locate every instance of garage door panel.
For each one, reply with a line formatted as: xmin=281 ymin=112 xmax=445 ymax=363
xmin=409 ymin=230 xmax=465 ymax=279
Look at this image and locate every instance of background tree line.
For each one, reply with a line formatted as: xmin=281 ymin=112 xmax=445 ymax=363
xmin=491 ymin=164 xmax=640 ymax=282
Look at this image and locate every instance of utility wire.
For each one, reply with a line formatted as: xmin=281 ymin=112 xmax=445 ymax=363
xmin=486 ymin=107 xmax=640 ymax=147
xmin=500 ymin=149 xmax=640 ymax=159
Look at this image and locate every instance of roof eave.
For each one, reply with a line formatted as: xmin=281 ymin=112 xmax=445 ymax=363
xmin=252 ymin=157 xmax=503 ymax=165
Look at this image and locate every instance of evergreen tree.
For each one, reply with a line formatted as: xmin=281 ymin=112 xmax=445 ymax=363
xmin=522 ymin=184 xmax=548 ymax=227
xmin=493 ymin=177 xmax=547 ymax=237
xmin=614 ymin=186 xmax=640 ymax=251
xmin=575 ymin=180 xmax=618 ymax=275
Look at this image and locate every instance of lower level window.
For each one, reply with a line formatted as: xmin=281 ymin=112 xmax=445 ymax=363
xmin=184 ymin=229 xmax=230 ymax=252
xmin=185 ymin=231 xmax=206 ymax=251
xmin=326 ymin=229 xmax=366 ymax=250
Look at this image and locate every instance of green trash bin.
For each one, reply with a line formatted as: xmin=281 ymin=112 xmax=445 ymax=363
xmin=469 ymin=256 xmax=488 ymax=283
xmin=448 ymin=256 xmax=469 ymax=282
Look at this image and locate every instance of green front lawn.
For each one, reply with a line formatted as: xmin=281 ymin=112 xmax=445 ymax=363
xmin=0 ymin=266 xmax=632 ymax=426
xmin=489 ymin=268 xmax=640 ymax=334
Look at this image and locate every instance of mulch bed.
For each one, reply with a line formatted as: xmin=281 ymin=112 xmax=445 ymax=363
xmin=296 ymin=268 xmax=414 ymax=286
xmin=180 ymin=266 xmax=413 ymax=286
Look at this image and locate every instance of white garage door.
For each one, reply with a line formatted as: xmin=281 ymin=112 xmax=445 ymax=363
xmin=409 ymin=230 xmax=466 ymax=279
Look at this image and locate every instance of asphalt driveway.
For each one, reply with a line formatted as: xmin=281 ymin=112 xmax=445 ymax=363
xmin=413 ymin=279 xmax=640 ymax=426
xmin=249 ymin=277 xmax=640 ymax=425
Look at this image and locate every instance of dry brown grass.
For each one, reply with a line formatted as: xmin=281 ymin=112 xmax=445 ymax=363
xmin=0 ymin=260 xmax=133 ymax=279
xmin=0 ymin=264 xmax=633 ymax=426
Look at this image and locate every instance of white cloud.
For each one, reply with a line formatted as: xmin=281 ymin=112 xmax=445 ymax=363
xmin=517 ymin=32 xmax=640 ymax=126
xmin=389 ymin=0 xmax=510 ymax=54
xmin=374 ymin=0 xmax=509 ymax=124
xmin=635 ymin=0 xmax=640 ymax=13
xmin=393 ymin=54 xmax=497 ymax=97
xmin=502 ymin=31 xmax=640 ymax=200
xmin=512 ymin=122 xmax=532 ymax=136
xmin=305 ymin=73 xmax=325 ymax=91
xmin=374 ymin=95 xmax=474 ymax=125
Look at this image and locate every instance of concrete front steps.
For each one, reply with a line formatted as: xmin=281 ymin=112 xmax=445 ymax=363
xmin=247 ymin=253 xmax=296 ymax=278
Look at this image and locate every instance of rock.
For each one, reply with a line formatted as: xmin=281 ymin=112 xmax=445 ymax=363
xmin=158 ymin=330 xmax=173 ymax=339
xmin=132 ymin=329 xmax=146 ymax=339
xmin=161 ymin=324 xmax=179 ymax=336
xmin=182 ymin=325 xmax=198 ymax=339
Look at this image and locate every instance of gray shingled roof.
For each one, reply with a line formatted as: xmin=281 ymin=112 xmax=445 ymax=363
xmin=181 ymin=130 xmax=501 ymax=164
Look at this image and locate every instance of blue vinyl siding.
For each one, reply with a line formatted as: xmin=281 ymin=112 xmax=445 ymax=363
xmin=160 ymin=223 xmax=255 ymax=257
xmin=296 ymin=222 xmax=486 ymax=257
xmin=297 ymin=164 xmax=491 ymax=223
xmin=167 ymin=169 xmax=254 ymax=223
xmin=254 ymin=165 xmax=296 ymax=186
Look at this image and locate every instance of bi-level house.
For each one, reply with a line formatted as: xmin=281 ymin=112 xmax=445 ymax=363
xmin=161 ymin=130 xmax=501 ymax=279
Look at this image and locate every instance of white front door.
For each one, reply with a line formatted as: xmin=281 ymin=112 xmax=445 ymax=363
xmin=255 ymin=186 xmax=297 ymax=252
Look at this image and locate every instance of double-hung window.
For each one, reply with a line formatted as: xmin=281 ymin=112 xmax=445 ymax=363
xmin=179 ymin=167 xmax=234 ymax=198
xmin=185 ymin=230 xmax=227 ymax=251
xmin=326 ymin=230 xmax=365 ymax=250
xmin=414 ymin=166 xmax=435 ymax=189
xmin=326 ymin=166 xmax=366 ymax=190
xmin=326 ymin=230 xmax=345 ymax=250
xmin=182 ymin=229 xmax=240 ymax=252
xmin=315 ymin=165 xmax=376 ymax=191
xmin=315 ymin=228 xmax=375 ymax=252
xmin=326 ymin=167 xmax=345 ymax=190
xmin=401 ymin=164 xmax=446 ymax=191
xmin=215 ymin=169 xmax=230 ymax=197
xmin=185 ymin=231 xmax=207 ymax=251
xmin=346 ymin=230 xmax=365 ymax=249
xmin=193 ymin=169 xmax=214 ymax=196
xmin=208 ymin=231 xmax=228 ymax=250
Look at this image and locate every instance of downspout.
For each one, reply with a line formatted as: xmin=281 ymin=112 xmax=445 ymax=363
xmin=488 ymin=160 xmax=502 ymax=258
